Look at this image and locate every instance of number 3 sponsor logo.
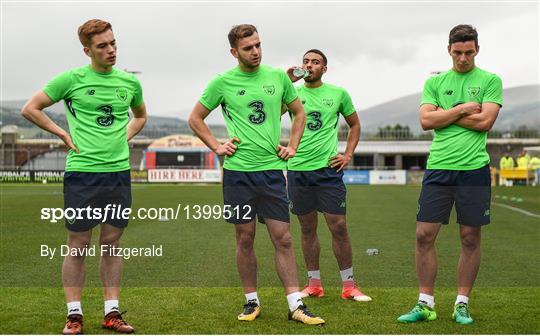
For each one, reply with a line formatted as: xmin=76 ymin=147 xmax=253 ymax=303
xmin=96 ymin=104 xmax=114 ymax=127
xmin=307 ymin=111 xmax=323 ymax=131
xmin=247 ymin=100 xmax=266 ymax=124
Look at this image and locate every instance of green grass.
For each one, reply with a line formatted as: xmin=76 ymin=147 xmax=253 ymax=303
xmin=1 ymin=184 xmax=539 ymax=334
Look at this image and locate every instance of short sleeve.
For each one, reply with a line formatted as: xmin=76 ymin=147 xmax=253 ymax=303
xmin=199 ymin=75 xmax=223 ymax=111
xmin=43 ymin=70 xmax=73 ymax=102
xmin=281 ymin=71 xmax=298 ymax=105
xmin=483 ymin=74 xmax=503 ymax=106
xmin=130 ymin=76 xmax=144 ymax=108
xmin=420 ymin=76 xmax=439 ymax=107
xmin=339 ymin=88 xmax=356 ymax=117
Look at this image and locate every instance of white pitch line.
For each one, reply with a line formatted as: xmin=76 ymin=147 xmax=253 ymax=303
xmin=492 ymin=202 xmax=540 ymax=218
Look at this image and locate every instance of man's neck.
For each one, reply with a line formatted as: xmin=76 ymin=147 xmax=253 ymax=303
xmin=452 ymin=64 xmax=476 ymax=74
xmin=238 ymin=63 xmax=259 ymax=73
xmin=304 ymin=80 xmax=323 ymax=88
xmin=91 ymin=62 xmax=113 ymax=73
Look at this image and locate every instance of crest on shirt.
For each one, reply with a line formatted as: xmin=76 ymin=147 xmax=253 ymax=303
xmin=323 ymin=98 xmax=334 ymax=108
xmin=467 ymin=86 xmax=481 ymax=98
xmin=116 ymin=88 xmax=128 ymax=102
xmin=263 ymin=85 xmax=275 ymax=96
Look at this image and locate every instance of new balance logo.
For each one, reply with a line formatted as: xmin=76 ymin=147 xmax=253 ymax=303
xmin=347 ymin=275 xmax=353 ymax=279
xmin=237 ymin=90 xmax=246 ymax=96
xmin=86 ymin=89 xmax=95 ymax=95
xmin=444 ymin=90 xmax=453 ymax=95
xmin=484 ymin=209 xmax=490 ymax=216
xmin=68 ymin=309 xmax=80 ymax=313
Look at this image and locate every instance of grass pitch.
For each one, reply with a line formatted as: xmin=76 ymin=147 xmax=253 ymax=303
xmin=1 ymin=184 xmax=539 ymax=334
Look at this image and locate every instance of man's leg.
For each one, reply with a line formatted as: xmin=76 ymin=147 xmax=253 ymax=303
xmin=99 ymin=223 xmax=134 ymax=333
xmin=62 ymin=229 xmax=92 ymax=335
xmin=457 ymin=225 xmax=481 ymax=297
xmin=323 ymin=212 xmax=371 ymax=301
xmin=265 ymin=218 xmax=324 ymax=325
xmin=451 ymin=224 xmax=481 ymax=325
xmin=296 ymin=211 xmax=326 ymax=297
xmin=234 ymin=220 xmax=258 ymax=294
xmin=234 ymin=220 xmax=262 ymax=321
xmin=265 ymin=219 xmax=299 ymax=295
xmin=99 ymin=223 xmax=124 ymax=303
xmin=397 ymin=221 xmax=441 ymax=323
xmin=452 ymin=164 xmax=490 ymax=324
xmin=288 ymin=170 xmax=321 ymax=296
xmin=323 ymin=213 xmax=351 ymax=270
xmin=63 ymin=229 xmax=93 ymax=306
xmin=298 ymin=211 xmax=319 ymax=271
xmin=416 ymin=221 xmax=442 ymax=296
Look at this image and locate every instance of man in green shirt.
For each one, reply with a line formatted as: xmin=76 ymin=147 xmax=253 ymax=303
xmin=22 ymin=19 xmax=146 ymax=334
xmin=285 ymin=49 xmax=371 ymax=303
xmin=188 ymin=24 xmax=324 ymax=325
xmin=397 ymin=25 xmax=502 ymax=325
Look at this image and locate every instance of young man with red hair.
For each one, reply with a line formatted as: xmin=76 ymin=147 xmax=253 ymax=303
xmin=22 ymin=19 xmax=147 ymax=334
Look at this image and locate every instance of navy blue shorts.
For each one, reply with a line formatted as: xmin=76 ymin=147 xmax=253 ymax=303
xmin=287 ymin=167 xmax=346 ymax=216
xmin=417 ymin=165 xmax=491 ymax=226
xmin=63 ymin=170 xmax=132 ymax=232
xmin=222 ymin=169 xmax=289 ymax=224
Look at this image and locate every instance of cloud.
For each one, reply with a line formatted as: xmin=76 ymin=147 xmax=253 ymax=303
xmin=2 ymin=1 xmax=538 ymax=123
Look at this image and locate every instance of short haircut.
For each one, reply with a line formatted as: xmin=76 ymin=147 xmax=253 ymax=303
xmin=78 ymin=19 xmax=113 ymax=47
xmin=449 ymin=24 xmax=478 ymax=48
xmin=304 ymin=49 xmax=327 ymax=65
xmin=228 ymin=24 xmax=258 ymax=48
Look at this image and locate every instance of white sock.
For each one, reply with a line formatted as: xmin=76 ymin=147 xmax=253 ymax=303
xmin=455 ymin=295 xmax=469 ymax=305
xmin=418 ymin=293 xmax=435 ymax=308
xmin=286 ymin=292 xmax=303 ymax=312
xmin=67 ymin=301 xmax=82 ymax=316
xmin=104 ymin=299 xmax=119 ymax=316
xmin=307 ymin=270 xmax=321 ymax=280
xmin=340 ymin=267 xmax=354 ymax=282
xmin=245 ymin=292 xmax=260 ymax=306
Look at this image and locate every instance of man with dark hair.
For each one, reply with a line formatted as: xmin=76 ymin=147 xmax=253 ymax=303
xmin=22 ymin=19 xmax=146 ymax=334
xmin=397 ymin=24 xmax=502 ymax=325
xmin=285 ymin=50 xmax=371 ymax=303
xmin=189 ymin=24 xmax=325 ymax=325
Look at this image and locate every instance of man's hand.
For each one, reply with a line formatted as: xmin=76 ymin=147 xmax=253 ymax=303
xmin=59 ymin=131 xmax=79 ymax=153
xmin=329 ymin=154 xmax=352 ymax=172
xmin=458 ymin=102 xmax=482 ymax=116
xmin=286 ymin=66 xmax=303 ymax=83
xmin=215 ymin=137 xmax=240 ymax=156
xmin=277 ymin=145 xmax=296 ymax=160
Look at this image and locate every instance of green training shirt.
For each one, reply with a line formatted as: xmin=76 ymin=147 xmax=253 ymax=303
xmin=199 ymin=64 xmax=297 ymax=171
xmin=421 ymin=67 xmax=503 ymax=170
xmin=288 ymin=83 xmax=356 ymax=171
xmin=43 ymin=65 xmax=143 ymax=172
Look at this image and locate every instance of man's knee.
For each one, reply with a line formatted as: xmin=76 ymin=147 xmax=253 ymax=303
xmin=328 ymin=217 xmax=348 ymax=240
xmin=66 ymin=232 xmax=92 ymax=259
xmin=274 ymin=231 xmax=293 ymax=250
xmin=416 ymin=226 xmax=438 ymax=248
xmin=460 ymin=229 xmax=481 ymax=251
xmin=236 ymin=227 xmax=255 ymax=251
